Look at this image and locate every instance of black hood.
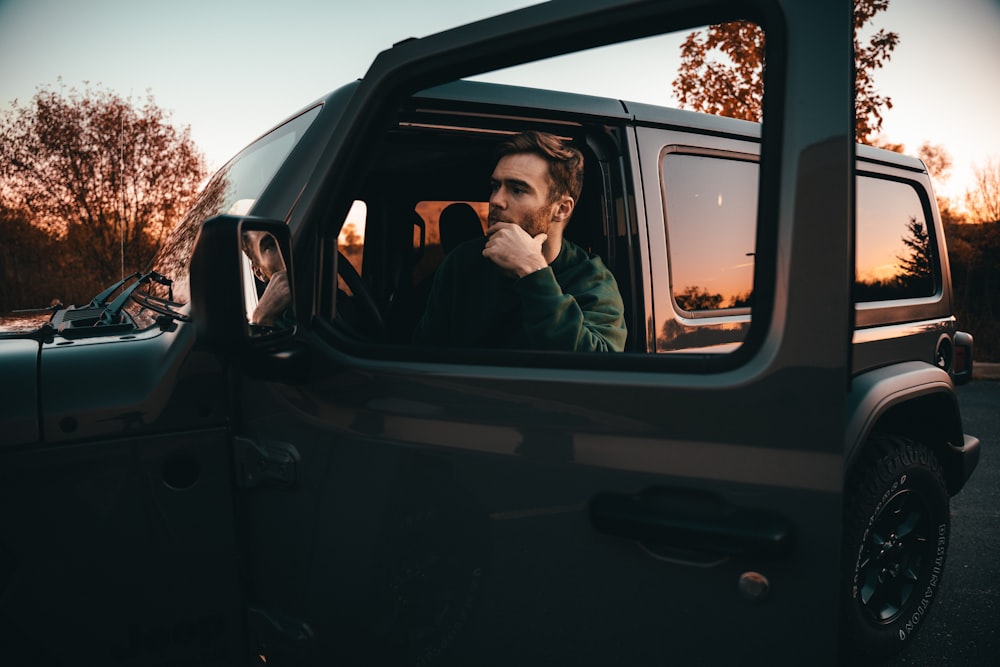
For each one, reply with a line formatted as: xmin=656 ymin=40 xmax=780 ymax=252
xmin=0 ymin=312 xmax=53 ymax=339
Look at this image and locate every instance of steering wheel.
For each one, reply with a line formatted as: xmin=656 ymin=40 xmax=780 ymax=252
xmin=337 ymin=251 xmax=386 ymax=340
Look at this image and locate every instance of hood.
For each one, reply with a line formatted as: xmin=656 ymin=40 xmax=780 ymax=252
xmin=0 ymin=312 xmax=54 ymax=339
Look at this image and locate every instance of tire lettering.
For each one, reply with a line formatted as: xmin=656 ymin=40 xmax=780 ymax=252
xmin=899 ymin=523 xmax=948 ymax=641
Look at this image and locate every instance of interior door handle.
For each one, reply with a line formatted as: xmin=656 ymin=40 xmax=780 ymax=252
xmin=589 ymin=487 xmax=795 ymax=560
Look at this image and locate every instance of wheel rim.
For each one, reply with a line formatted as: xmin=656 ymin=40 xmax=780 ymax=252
xmin=856 ymin=488 xmax=932 ymax=624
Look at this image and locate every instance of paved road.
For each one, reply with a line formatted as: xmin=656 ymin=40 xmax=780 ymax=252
xmin=886 ymin=379 xmax=1000 ymax=666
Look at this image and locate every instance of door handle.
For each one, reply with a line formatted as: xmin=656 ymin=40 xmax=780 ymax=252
xmin=589 ymin=487 xmax=795 ymax=560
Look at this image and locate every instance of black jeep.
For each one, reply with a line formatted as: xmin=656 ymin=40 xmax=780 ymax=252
xmin=0 ymin=0 xmax=979 ymax=664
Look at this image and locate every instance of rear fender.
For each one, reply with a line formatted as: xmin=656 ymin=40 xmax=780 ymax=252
xmin=846 ymin=361 xmax=974 ymax=495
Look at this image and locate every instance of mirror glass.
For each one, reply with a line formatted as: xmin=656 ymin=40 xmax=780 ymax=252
xmin=241 ymin=228 xmax=293 ymax=336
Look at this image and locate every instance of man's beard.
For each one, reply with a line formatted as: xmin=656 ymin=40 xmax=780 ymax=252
xmin=489 ymin=203 xmax=553 ymax=237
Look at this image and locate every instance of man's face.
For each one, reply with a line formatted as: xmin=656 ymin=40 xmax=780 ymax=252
xmin=488 ymin=153 xmax=558 ymax=237
xmin=241 ymin=230 xmax=285 ymax=282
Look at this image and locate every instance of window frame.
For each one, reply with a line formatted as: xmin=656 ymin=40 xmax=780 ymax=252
xmin=300 ymin=2 xmax=810 ymax=376
xmin=854 ymin=162 xmax=949 ymax=329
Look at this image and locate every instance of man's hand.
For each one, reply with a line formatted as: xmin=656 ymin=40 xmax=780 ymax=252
xmin=483 ymin=222 xmax=548 ymax=278
xmin=251 ymin=270 xmax=291 ymax=327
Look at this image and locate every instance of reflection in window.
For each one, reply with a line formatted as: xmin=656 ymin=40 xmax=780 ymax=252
xmin=664 ymin=153 xmax=757 ymax=313
xmin=855 ymin=177 xmax=936 ymax=301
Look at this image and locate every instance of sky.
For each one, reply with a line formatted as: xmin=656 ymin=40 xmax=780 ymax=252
xmin=0 ymin=0 xmax=998 ymax=208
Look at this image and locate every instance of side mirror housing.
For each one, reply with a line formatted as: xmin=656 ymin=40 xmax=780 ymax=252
xmin=953 ymin=330 xmax=974 ymax=386
xmin=190 ymin=215 xmax=296 ymax=355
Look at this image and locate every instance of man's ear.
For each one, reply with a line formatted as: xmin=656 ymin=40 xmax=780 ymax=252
xmin=551 ymin=195 xmax=575 ymax=223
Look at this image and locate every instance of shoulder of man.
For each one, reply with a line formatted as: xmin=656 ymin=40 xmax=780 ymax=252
xmin=554 ymin=239 xmax=616 ymax=282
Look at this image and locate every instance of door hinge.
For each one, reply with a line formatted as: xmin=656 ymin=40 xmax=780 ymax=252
xmin=234 ymin=436 xmax=300 ymax=489
xmin=248 ymin=605 xmax=313 ymax=666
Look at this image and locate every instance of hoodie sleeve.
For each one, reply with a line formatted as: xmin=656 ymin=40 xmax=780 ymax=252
xmin=513 ymin=257 xmax=627 ymax=352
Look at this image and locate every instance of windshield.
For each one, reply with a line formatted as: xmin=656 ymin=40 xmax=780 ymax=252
xmin=126 ymin=104 xmax=322 ymax=328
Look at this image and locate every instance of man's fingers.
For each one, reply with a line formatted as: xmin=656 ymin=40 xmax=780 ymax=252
xmin=486 ymin=223 xmax=545 ymax=245
xmin=486 ymin=221 xmax=518 ymax=236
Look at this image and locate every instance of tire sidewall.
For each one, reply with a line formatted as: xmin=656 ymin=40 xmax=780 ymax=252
xmin=842 ymin=442 xmax=950 ymax=659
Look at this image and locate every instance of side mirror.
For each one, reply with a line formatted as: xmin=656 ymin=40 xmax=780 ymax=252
xmin=190 ymin=215 xmax=296 ymax=354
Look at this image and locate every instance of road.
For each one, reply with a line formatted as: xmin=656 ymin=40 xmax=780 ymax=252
xmin=886 ymin=379 xmax=1000 ymax=666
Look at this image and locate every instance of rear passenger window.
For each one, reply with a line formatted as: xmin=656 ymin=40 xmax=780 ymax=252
xmin=658 ymin=155 xmax=938 ymax=354
xmin=663 ymin=152 xmax=757 ymax=314
xmin=855 ymin=176 xmax=936 ymax=301
xmin=663 ymin=161 xmax=936 ymax=317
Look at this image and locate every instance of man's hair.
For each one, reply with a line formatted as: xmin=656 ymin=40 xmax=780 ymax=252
xmin=496 ymin=131 xmax=584 ymax=203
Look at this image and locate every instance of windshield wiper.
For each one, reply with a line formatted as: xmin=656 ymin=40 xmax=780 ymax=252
xmin=89 ymin=272 xmax=142 ymax=308
xmin=45 ymin=271 xmax=183 ymax=339
xmin=98 ymin=271 xmax=174 ymax=326
xmin=129 ymin=291 xmax=191 ymax=323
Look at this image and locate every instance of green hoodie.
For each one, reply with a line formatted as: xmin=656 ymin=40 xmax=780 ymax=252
xmin=413 ymin=237 xmax=626 ymax=352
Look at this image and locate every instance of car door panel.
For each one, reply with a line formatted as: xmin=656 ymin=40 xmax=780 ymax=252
xmin=239 ymin=349 xmax=842 ymax=663
xmin=0 ymin=428 xmax=244 ymax=666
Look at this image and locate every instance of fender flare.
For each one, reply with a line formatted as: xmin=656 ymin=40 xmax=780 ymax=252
xmin=846 ymin=361 xmax=978 ymax=495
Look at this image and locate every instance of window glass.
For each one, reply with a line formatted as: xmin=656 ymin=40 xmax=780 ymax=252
xmin=338 ymin=200 xmax=368 ymax=280
xmin=412 ymin=201 xmax=488 ymax=286
xmin=855 ymin=176 xmax=936 ymax=301
xmin=211 ymin=105 xmax=322 ymax=217
xmin=663 ymin=153 xmax=757 ymax=313
xmin=133 ymin=104 xmax=322 ymax=325
xmin=657 ymin=161 xmax=936 ymax=354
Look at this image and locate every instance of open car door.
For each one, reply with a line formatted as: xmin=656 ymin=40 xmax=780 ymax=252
xmin=210 ymin=0 xmax=857 ymax=664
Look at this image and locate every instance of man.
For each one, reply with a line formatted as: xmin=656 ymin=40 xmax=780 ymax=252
xmin=413 ymin=131 xmax=626 ymax=352
xmin=241 ymin=229 xmax=291 ymax=328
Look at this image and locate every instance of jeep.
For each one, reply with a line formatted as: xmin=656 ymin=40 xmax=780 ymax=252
xmin=0 ymin=0 xmax=980 ymax=664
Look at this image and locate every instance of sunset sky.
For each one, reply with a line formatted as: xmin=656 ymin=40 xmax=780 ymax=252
xmin=1 ymin=0 xmax=998 ymax=209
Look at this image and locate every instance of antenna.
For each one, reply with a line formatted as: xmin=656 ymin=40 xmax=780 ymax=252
xmin=120 ymin=98 xmax=126 ymax=280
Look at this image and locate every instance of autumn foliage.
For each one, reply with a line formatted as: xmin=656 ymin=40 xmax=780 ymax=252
xmin=965 ymin=157 xmax=1000 ymax=225
xmin=672 ymin=0 xmax=899 ymax=144
xmin=945 ymin=219 xmax=1000 ymax=361
xmin=0 ymin=82 xmax=206 ymax=310
xmin=922 ymin=146 xmax=1000 ymax=360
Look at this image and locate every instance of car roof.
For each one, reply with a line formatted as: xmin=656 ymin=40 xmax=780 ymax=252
xmin=413 ymin=80 xmax=927 ymax=172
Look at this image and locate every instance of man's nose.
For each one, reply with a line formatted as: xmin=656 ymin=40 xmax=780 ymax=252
xmin=489 ymin=188 xmax=506 ymax=209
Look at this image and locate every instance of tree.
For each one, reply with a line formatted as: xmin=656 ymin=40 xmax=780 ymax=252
xmin=897 ymin=216 xmax=933 ymax=289
xmin=916 ymin=142 xmax=961 ymax=220
xmin=675 ymin=285 xmax=724 ymax=311
xmin=965 ymin=156 xmax=1000 ymax=224
xmin=0 ymin=203 xmax=63 ymax=310
xmin=917 ymin=142 xmax=952 ymax=184
xmin=945 ymin=219 xmax=1000 ymax=360
xmin=0 ymin=81 xmax=206 ymax=289
xmin=672 ymin=0 xmax=899 ymax=144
